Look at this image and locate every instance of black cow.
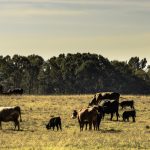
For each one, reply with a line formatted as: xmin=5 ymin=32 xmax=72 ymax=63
xmin=100 ymin=100 xmax=119 ymax=121
xmin=96 ymin=92 xmax=120 ymax=103
xmin=122 ymin=110 xmax=136 ymax=122
xmin=0 ymin=84 xmax=3 ymax=94
xmin=7 ymin=88 xmax=23 ymax=95
xmin=120 ymin=100 xmax=134 ymax=109
xmin=46 ymin=116 xmax=62 ymax=131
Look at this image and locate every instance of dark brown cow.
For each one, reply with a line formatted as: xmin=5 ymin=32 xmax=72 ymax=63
xmin=0 ymin=106 xmax=22 ymax=130
xmin=71 ymin=107 xmax=99 ymax=131
xmin=120 ymin=100 xmax=134 ymax=109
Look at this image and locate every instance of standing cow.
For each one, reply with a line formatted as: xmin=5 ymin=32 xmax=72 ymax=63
xmin=100 ymin=100 xmax=119 ymax=121
xmin=7 ymin=88 xmax=23 ymax=95
xmin=120 ymin=100 xmax=134 ymax=109
xmin=0 ymin=106 xmax=22 ymax=130
xmin=71 ymin=106 xmax=100 ymax=131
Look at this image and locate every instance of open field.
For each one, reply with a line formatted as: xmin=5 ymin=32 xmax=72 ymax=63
xmin=0 ymin=95 xmax=150 ymax=150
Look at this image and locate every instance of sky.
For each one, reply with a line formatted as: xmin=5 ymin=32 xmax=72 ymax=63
xmin=0 ymin=0 xmax=150 ymax=63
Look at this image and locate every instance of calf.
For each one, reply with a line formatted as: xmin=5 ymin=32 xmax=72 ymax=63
xmin=46 ymin=116 xmax=62 ymax=131
xmin=0 ymin=107 xmax=21 ymax=130
xmin=120 ymin=100 xmax=134 ymax=109
xmin=122 ymin=110 xmax=136 ymax=122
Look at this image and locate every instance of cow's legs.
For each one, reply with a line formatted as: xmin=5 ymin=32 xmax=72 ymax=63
xmin=93 ymin=120 xmax=98 ymax=130
xmin=132 ymin=117 xmax=135 ymax=122
xmin=59 ymin=123 xmax=62 ymax=131
xmin=110 ymin=113 xmax=113 ymax=120
xmin=79 ymin=122 xmax=83 ymax=131
xmin=89 ymin=122 xmax=92 ymax=130
xmin=85 ymin=123 xmax=88 ymax=130
xmin=53 ymin=126 xmax=55 ymax=130
xmin=116 ymin=112 xmax=119 ymax=121
xmin=14 ymin=120 xmax=20 ymax=131
xmin=82 ymin=123 xmax=85 ymax=131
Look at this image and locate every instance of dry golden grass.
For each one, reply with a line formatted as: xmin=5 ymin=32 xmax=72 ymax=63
xmin=0 ymin=95 xmax=150 ymax=150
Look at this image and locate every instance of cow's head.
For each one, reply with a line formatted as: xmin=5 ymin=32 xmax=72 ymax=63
xmin=46 ymin=123 xmax=51 ymax=130
xmin=96 ymin=93 xmax=103 ymax=101
xmin=71 ymin=110 xmax=78 ymax=119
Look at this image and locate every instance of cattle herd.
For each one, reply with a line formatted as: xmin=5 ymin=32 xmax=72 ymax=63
xmin=0 ymin=92 xmax=136 ymax=131
xmin=0 ymin=88 xmax=23 ymax=95
xmin=71 ymin=92 xmax=136 ymax=131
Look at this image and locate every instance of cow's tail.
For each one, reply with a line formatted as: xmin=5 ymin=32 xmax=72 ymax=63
xmin=15 ymin=106 xmax=22 ymax=122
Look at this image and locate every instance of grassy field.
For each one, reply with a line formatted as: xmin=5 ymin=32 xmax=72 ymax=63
xmin=0 ymin=95 xmax=150 ymax=150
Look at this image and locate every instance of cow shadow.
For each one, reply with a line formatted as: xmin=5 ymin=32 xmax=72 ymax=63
xmin=1 ymin=128 xmax=35 ymax=133
xmin=99 ymin=128 xmax=122 ymax=133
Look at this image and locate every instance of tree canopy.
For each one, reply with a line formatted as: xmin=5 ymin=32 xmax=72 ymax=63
xmin=0 ymin=53 xmax=150 ymax=94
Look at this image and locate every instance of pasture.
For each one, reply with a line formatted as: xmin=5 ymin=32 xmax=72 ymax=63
xmin=0 ymin=95 xmax=150 ymax=150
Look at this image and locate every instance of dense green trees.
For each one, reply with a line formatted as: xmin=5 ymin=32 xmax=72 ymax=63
xmin=0 ymin=53 xmax=150 ymax=94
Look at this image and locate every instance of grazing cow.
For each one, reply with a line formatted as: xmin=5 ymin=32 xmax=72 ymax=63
xmin=71 ymin=107 xmax=100 ymax=131
xmin=96 ymin=92 xmax=120 ymax=103
xmin=7 ymin=88 xmax=23 ymax=95
xmin=122 ymin=110 xmax=136 ymax=122
xmin=120 ymin=100 xmax=134 ymax=109
xmin=46 ymin=116 xmax=62 ymax=131
xmin=0 ymin=106 xmax=22 ymax=130
xmin=100 ymin=100 xmax=119 ymax=121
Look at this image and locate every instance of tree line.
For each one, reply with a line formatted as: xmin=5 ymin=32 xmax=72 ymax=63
xmin=0 ymin=53 xmax=150 ymax=94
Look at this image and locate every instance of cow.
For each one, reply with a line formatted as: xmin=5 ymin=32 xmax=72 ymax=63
xmin=96 ymin=92 xmax=120 ymax=103
xmin=46 ymin=116 xmax=62 ymax=131
xmin=71 ymin=106 xmax=100 ymax=131
xmin=7 ymin=88 xmax=23 ymax=95
xmin=0 ymin=84 xmax=3 ymax=94
xmin=122 ymin=110 xmax=136 ymax=122
xmin=100 ymin=100 xmax=119 ymax=121
xmin=0 ymin=106 xmax=22 ymax=130
xmin=120 ymin=100 xmax=134 ymax=109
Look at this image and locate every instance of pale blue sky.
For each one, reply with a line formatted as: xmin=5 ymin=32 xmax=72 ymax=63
xmin=0 ymin=0 xmax=150 ymax=63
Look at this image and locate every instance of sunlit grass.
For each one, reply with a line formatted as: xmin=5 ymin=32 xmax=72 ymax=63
xmin=0 ymin=95 xmax=150 ymax=149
